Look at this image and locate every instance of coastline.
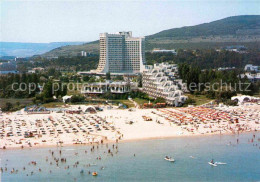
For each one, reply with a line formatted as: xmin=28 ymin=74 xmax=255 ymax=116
xmin=1 ymin=104 xmax=260 ymax=151
xmin=2 ymin=130 xmax=259 ymax=151
xmin=2 ymin=127 xmax=259 ymax=182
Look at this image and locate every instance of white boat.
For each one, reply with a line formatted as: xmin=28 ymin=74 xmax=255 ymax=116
xmin=208 ymin=162 xmax=217 ymax=167
xmin=215 ymin=162 xmax=226 ymax=165
xmin=164 ymin=157 xmax=175 ymax=162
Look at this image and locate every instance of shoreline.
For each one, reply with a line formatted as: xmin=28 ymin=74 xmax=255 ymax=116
xmin=1 ymin=130 xmax=259 ymax=151
xmin=1 ymin=104 xmax=260 ymax=151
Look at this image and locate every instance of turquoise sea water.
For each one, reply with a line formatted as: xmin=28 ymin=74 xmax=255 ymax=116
xmin=0 ymin=133 xmax=259 ymax=182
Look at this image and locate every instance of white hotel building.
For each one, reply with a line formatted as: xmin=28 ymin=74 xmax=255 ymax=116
xmin=81 ymin=81 xmax=138 ymax=95
xmin=142 ymin=63 xmax=187 ymax=106
xmin=95 ymin=31 xmax=146 ymax=74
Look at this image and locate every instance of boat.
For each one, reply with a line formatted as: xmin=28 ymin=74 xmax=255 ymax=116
xmin=208 ymin=162 xmax=217 ymax=167
xmin=92 ymin=172 xmax=98 ymax=176
xmin=215 ymin=162 xmax=227 ymax=165
xmin=164 ymin=157 xmax=175 ymax=162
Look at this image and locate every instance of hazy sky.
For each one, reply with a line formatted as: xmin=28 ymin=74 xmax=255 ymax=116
xmin=1 ymin=0 xmax=259 ymax=43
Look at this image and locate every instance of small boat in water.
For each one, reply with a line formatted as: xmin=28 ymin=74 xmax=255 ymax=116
xmin=208 ymin=162 xmax=217 ymax=167
xmin=215 ymin=162 xmax=227 ymax=165
xmin=92 ymin=172 xmax=98 ymax=176
xmin=164 ymin=156 xmax=175 ymax=162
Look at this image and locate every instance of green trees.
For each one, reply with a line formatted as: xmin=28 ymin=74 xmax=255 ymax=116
xmin=2 ymin=102 xmax=13 ymax=111
xmin=0 ymin=73 xmax=40 ymax=98
xmin=89 ymin=77 xmax=96 ymax=83
xmin=99 ymin=90 xmax=152 ymax=101
xmin=34 ymin=80 xmax=67 ymax=104
xmin=178 ymin=63 xmax=260 ymax=102
xmin=154 ymin=97 xmax=166 ymax=103
xmin=178 ymin=63 xmax=200 ymax=93
xmin=1 ymin=101 xmax=26 ymax=112
xmin=146 ymin=50 xmax=259 ymax=69
xmin=101 ymin=91 xmax=128 ymax=100
xmin=28 ymin=56 xmax=99 ymax=72
xmin=137 ymin=74 xmax=142 ymax=87
xmin=183 ymin=97 xmax=196 ymax=106
xmin=82 ymin=75 xmax=90 ymax=82
xmin=106 ymin=72 xmax=111 ymax=80
xmin=34 ymin=80 xmax=54 ymax=104
xmin=114 ymin=75 xmax=124 ymax=81
xmin=70 ymin=95 xmax=85 ymax=103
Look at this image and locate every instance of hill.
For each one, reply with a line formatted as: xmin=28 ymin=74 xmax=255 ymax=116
xmin=42 ymin=41 xmax=99 ymax=58
xmin=147 ymin=15 xmax=260 ymax=38
xmin=0 ymin=42 xmax=86 ymax=57
xmin=42 ymin=15 xmax=260 ymax=57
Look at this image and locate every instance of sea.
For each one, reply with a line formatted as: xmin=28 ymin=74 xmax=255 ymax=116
xmin=0 ymin=132 xmax=259 ymax=182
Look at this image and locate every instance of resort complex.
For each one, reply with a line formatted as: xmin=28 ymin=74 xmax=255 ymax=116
xmin=1 ymin=0 xmax=260 ymax=180
xmin=78 ymin=32 xmax=188 ymax=107
xmin=95 ymin=31 xmax=146 ymax=74
xmin=142 ymin=63 xmax=187 ymax=106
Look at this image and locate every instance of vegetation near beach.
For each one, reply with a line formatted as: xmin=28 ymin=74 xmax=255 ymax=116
xmin=1 ymin=49 xmax=260 ymax=111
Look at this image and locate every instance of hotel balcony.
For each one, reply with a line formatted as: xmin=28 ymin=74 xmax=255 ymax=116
xmin=110 ymin=87 xmax=130 ymax=93
xmin=81 ymin=89 xmax=107 ymax=94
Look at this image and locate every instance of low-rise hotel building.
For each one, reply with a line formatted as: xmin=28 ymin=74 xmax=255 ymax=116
xmin=142 ymin=63 xmax=187 ymax=106
xmin=244 ymin=64 xmax=259 ymax=72
xmin=240 ymin=72 xmax=260 ymax=83
xmin=152 ymin=49 xmax=177 ymax=55
xmin=81 ymin=81 xmax=137 ymax=95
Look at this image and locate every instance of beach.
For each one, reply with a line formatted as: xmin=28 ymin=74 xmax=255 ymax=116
xmin=1 ymin=103 xmax=260 ymax=149
xmin=0 ymin=103 xmax=260 ymax=181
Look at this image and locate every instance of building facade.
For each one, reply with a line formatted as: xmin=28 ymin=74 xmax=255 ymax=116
xmin=95 ymin=31 xmax=146 ymax=74
xmin=142 ymin=63 xmax=187 ymax=106
xmin=244 ymin=64 xmax=259 ymax=72
xmin=240 ymin=72 xmax=260 ymax=83
xmin=81 ymin=81 xmax=137 ymax=95
xmin=152 ymin=49 xmax=177 ymax=55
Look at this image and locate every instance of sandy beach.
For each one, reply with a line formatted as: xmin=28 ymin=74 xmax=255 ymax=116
xmin=1 ymin=103 xmax=260 ymax=150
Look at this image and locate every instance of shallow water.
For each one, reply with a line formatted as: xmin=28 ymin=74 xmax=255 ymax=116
xmin=0 ymin=133 xmax=259 ymax=182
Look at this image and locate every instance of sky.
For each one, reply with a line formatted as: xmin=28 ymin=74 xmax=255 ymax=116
xmin=1 ymin=0 xmax=259 ymax=43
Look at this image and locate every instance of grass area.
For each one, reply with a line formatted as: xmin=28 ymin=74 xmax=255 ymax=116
xmin=42 ymin=99 xmax=135 ymax=108
xmin=186 ymin=94 xmax=213 ymax=106
xmin=133 ymin=98 xmax=150 ymax=106
xmin=0 ymin=98 xmax=34 ymax=108
xmin=117 ymin=100 xmax=135 ymax=108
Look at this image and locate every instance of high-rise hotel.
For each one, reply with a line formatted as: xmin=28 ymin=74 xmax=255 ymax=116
xmin=96 ymin=31 xmax=146 ymax=74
